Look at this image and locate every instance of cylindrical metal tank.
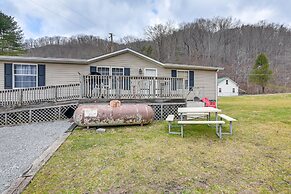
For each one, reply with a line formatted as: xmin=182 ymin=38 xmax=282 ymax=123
xmin=73 ymin=101 xmax=154 ymax=127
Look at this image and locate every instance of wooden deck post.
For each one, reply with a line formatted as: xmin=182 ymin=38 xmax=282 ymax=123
xmin=17 ymin=90 xmax=23 ymax=106
xmin=54 ymin=85 xmax=58 ymax=102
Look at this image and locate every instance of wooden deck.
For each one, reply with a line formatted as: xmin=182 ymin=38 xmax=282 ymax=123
xmin=0 ymin=75 xmax=186 ymax=108
xmin=0 ymin=84 xmax=80 ymax=107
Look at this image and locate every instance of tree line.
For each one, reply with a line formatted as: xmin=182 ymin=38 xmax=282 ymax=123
xmin=0 ymin=11 xmax=290 ymax=93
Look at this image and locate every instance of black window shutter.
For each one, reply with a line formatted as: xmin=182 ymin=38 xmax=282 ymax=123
xmin=171 ymin=70 xmax=177 ymax=77
xmin=4 ymin=63 xmax=13 ymax=89
xmin=124 ymin=68 xmax=130 ymax=90
xmin=38 ymin=64 xmax=46 ymax=86
xmin=171 ymin=70 xmax=177 ymax=91
xmin=189 ymin=70 xmax=194 ymax=90
xmin=124 ymin=68 xmax=130 ymax=76
xmin=90 ymin=66 xmax=96 ymax=74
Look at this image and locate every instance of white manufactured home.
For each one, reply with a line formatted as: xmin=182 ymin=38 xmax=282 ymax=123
xmin=0 ymin=48 xmax=223 ymax=104
xmin=218 ymin=77 xmax=239 ymax=96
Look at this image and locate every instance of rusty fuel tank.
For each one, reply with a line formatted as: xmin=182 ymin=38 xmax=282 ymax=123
xmin=73 ymin=100 xmax=154 ymax=127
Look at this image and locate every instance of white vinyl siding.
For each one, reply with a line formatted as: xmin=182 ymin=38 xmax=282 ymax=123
xmin=194 ymin=70 xmax=216 ymax=100
xmin=0 ymin=62 xmax=5 ymax=89
xmin=218 ymin=78 xmax=239 ymax=96
xmin=45 ymin=63 xmax=88 ymax=86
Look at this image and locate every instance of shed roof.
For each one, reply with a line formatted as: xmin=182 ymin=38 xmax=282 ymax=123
xmin=218 ymin=77 xmax=238 ymax=85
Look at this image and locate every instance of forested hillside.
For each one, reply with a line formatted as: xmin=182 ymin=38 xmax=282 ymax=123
xmin=24 ymin=18 xmax=291 ymax=93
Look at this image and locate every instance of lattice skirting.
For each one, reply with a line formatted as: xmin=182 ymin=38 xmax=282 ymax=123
xmin=0 ymin=102 xmax=186 ymax=127
xmin=0 ymin=104 xmax=78 ymax=127
xmin=149 ymin=103 xmax=186 ymax=120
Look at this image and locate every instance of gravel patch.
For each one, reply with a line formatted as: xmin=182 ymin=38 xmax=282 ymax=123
xmin=0 ymin=120 xmax=71 ymax=193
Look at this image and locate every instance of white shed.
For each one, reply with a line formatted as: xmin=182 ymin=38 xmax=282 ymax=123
xmin=218 ymin=77 xmax=239 ymax=96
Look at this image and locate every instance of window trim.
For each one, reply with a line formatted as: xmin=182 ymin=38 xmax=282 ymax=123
xmin=144 ymin=68 xmax=157 ymax=77
xmin=96 ymin=66 xmax=110 ymax=75
xmin=95 ymin=66 xmax=125 ymax=76
xmin=13 ymin=63 xmax=38 ymax=89
xmin=111 ymin=67 xmax=124 ymax=76
xmin=177 ymin=70 xmax=189 ymax=89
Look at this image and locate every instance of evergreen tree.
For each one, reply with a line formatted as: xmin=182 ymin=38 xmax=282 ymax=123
xmin=249 ymin=53 xmax=272 ymax=93
xmin=0 ymin=11 xmax=24 ymax=55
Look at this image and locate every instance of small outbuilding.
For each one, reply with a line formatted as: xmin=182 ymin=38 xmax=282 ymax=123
xmin=218 ymin=77 xmax=239 ymax=96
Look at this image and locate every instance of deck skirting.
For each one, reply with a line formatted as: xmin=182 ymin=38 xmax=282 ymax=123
xmin=0 ymin=100 xmax=186 ymax=127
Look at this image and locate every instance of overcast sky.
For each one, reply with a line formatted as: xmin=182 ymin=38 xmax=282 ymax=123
xmin=1 ymin=0 xmax=290 ymax=40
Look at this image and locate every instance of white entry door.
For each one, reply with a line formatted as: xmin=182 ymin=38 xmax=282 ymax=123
xmin=144 ymin=68 xmax=157 ymax=97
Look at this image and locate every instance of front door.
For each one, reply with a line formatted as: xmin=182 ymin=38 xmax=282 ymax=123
xmin=144 ymin=68 xmax=157 ymax=97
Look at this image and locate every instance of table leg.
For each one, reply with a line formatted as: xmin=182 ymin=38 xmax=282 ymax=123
xmin=180 ymin=113 xmax=183 ymax=136
xmin=181 ymin=124 xmax=184 ymax=137
xmin=215 ymin=112 xmax=218 ymax=134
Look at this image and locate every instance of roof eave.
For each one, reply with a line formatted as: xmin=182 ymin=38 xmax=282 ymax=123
xmin=164 ymin=64 xmax=223 ymax=71
xmin=87 ymin=48 xmax=165 ymax=67
xmin=0 ymin=57 xmax=87 ymax=64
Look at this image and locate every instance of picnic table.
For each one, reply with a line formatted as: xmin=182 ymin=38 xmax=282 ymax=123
xmin=172 ymin=107 xmax=224 ymax=138
xmin=166 ymin=107 xmax=237 ymax=138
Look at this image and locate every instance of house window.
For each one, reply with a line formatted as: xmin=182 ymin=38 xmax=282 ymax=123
xmin=233 ymin=88 xmax=235 ymax=93
xmin=226 ymin=80 xmax=228 ymax=85
xmin=14 ymin=64 xmax=37 ymax=88
xmin=177 ymin=70 xmax=188 ymax=89
xmin=112 ymin=67 xmax=124 ymax=76
xmin=97 ymin=67 xmax=110 ymax=75
xmin=219 ymin=88 xmax=222 ymax=93
xmin=97 ymin=67 xmax=110 ymax=86
xmin=112 ymin=68 xmax=124 ymax=89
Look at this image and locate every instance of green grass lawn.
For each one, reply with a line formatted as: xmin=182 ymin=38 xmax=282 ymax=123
xmin=24 ymin=94 xmax=291 ymax=193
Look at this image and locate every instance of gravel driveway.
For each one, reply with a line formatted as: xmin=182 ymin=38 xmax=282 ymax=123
xmin=0 ymin=120 xmax=71 ymax=193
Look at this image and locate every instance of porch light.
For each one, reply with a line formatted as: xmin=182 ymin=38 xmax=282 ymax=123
xmin=139 ymin=68 xmax=143 ymax=75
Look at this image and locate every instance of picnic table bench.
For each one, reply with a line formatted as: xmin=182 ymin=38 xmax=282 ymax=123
xmin=218 ymin=114 xmax=237 ymax=135
xmin=178 ymin=120 xmax=225 ymax=138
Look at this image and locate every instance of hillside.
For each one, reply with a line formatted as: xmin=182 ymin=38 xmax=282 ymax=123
xmin=23 ymin=18 xmax=291 ymax=93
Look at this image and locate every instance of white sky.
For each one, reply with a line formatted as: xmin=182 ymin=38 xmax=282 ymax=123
xmin=1 ymin=0 xmax=290 ymax=40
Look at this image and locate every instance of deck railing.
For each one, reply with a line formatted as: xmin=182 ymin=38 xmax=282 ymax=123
xmin=0 ymin=76 xmax=186 ymax=108
xmin=0 ymin=83 xmax=80 ymax=107
xmin=81 ymin=75 xmax=186 ymax=99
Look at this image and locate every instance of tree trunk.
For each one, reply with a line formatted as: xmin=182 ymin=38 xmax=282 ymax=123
xmin=262 ymin=86 xmax=265 ymax=93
